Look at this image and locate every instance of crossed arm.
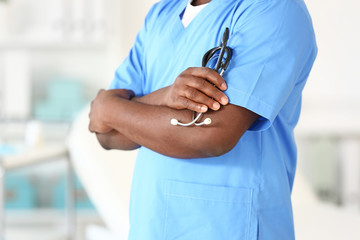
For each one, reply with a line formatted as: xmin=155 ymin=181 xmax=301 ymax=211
xmin=88 ymin=67 xmax=259 ymax=159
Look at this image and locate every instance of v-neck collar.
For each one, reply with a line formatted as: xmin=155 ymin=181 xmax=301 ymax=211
xmin=169 ymin=0 xmax=221 ymax=45
xmin=182 ymin=1 xmax=209 ymax=28
xmin=176 ymin=0 xmax=216 ymax=31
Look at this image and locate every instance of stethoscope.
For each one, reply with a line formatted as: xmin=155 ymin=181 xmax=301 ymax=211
xmin=171 ymin=27 xmax=232 ymax=127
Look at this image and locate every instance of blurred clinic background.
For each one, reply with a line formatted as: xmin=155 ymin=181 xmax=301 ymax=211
xmin=0 ymin=0 xmax=359 ymax=239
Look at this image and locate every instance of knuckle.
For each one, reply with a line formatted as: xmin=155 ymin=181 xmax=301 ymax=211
xmin=169 ymin=95 xmax=182 ymax=109
xmin=173 ymin=87 xmax=182 ymax=98
xmin=186 ymin=88 xmax=198 ymax=99
xmin=175 ymin=75 xmax=186 ymax=85
xmin=195 ymin=78 xmax=207 ymax=89
xmin=182 ymin=98 xmax=190 ymax=108
xmin=201 ymin=79 xmax=210 ymax=89
xmin=202 ymin=67 xmax=214 ymax=76
xmin=205 ymin=97 xmax=215 ymax=106
xmin=171 ymin=95 xmax=179 ymax=106
xmin=203 ymin=98 xmax=215 ymax=109
xmin=216 ymin=91 xmax=224 ymax=100
xmin=187 ymin=67 xmax=195 ymax=72
xmin=202 ymin=67 xmax=211 ymax=74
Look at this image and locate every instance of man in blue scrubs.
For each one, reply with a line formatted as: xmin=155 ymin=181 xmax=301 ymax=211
xmin=88 ymin=0 xmax=317 ymax=239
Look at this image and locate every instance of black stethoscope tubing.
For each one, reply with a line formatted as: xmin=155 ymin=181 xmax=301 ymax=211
xmin=171 ymin=27 xmax=232 ymax=127
xmin=202 ymin=27 xmax=232 ymax=74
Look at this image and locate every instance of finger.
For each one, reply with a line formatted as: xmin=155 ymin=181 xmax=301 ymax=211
xmin=178 ymin=96 xmax=208 ymax=113
xmin=88 ymin=122 xmax=95 ymax=133
xmin=185 ymin=76 xmax=229 ymax=106
xmin=97 ymin=89 xmax=105 ymax=95
xmin=187 ymin=67 xmax=227 ymax=91
xmin=183 ymin=86 xmax=222 ymax=111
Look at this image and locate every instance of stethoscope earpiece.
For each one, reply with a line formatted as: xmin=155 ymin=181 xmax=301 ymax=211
xmin=171 ymin=117 xmax=212 ymax=126
xmin=203 ymin=118 xmax=212 ymax=125
xmin=170 ymin=118 xmax=179 ymax=126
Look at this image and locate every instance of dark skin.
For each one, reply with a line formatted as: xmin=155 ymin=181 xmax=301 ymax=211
xmin=192 ymin=0 xmax=211 ymax=6
xmin=92 ymin=67 xmax=229 ymax=151
xmin=89 ymin=67 xmax=260 ymax=159
xmin=89 ymin=0 xmax=260 ymax=158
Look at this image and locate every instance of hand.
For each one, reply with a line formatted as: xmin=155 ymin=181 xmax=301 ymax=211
xmin=164 ymin=67 xmax=229 ymax=112
xmin=88 ymin=89 xmax=134 ymax=134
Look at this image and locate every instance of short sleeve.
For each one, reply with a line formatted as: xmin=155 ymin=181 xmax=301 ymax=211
xmin=225 ymin=0 xmax=317 ymax=131
xmin=109 ymin=5 xmax=157 ymax=96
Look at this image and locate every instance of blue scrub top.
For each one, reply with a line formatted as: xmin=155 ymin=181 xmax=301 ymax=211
xmin=110 ymin=0 xmax=317 ymax=239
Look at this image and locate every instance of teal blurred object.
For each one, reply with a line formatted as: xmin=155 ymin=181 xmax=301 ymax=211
xmin=34 ymin=78 xmax=88 ymax=121
xmin=0 ymin=144 xmax=19 ymax=155
xmin=5 ymin=173 xmax=36 ymax=209
xmin=52 ymin=175 xmax=95 ymax=209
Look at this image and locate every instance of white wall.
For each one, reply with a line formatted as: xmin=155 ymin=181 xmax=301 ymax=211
xmin=0 ymin=0 xmax=158 ymax=119
xmin=296 ymin=0 xmax=360 ymax=209
xmin=303 ymin=0 xmax=360 ymax=107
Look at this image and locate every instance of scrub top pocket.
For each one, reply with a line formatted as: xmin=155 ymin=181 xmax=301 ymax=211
xmin=163 ymin=180 xmax=254 ymax=240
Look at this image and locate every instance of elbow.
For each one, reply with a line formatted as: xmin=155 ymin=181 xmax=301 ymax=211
xmin=96 ymin=134 xmax=112 ymax=150
xmin=199 ymin=136 xmax=238 ymax=158
xmin=96 ymin=133 xmax=115 ymax=150
xmin=99 ymin=142 xmax=111 ymax=150
xmin=206 ymin=143 xmax=236 ymax=158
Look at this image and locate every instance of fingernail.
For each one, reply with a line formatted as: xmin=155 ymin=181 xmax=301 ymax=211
xmin=213 ymin=102 xmax=220 ymax=110
xmin=201 ymin=105 xmax=208 ymax=112
xmin=221 ymin=96 xmax=229 ymax=105
xmin=221 ymin=83 xmax=227 ymax=90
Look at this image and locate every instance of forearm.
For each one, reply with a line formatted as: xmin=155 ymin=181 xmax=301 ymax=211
xmin=132 ymin=86 xmax=168 ymax=106
xmin=95 ymin=88 xmax=167 ymax=151
xmin=103 ymin=97 xmax=252 ymax=159
xmin=106 ymin=98 xmax=208 ymax=158
xmin=90 ymin=68 xmax=257 ymax=155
